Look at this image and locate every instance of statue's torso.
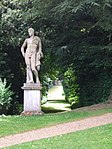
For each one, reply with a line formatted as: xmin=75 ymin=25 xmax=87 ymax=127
xmin=26 ymin=36 xmax=39 ymax=57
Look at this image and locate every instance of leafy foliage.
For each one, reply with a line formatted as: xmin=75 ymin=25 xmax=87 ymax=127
xmin=50 ymin=0 xmax=112 ymax=105
xmin=0 ymin=78 xmax=14 ymax=114
xmin=62 ymin=67 xmax=79 ymax=108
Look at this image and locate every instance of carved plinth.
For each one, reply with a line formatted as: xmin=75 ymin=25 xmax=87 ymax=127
xmin=21 ymin=83 xmax=43 ymax=116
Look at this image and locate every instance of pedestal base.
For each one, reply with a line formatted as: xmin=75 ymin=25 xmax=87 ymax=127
xmin=21 ymin=111 xmax=44 ymax=116
xmin=21 ymin=83 xmax=43 ymax=116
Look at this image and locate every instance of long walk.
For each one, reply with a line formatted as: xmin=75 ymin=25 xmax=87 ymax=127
xmin=0 ymin=113 xmax=112 ymax=148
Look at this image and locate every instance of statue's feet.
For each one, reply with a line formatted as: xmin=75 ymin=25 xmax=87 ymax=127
xmin=37 ymin=81 xmax=40 ymax=84
xmin=36 ymin=78 xmax=40 ymax=84
xmin=28 ymin=80 xmax=34 ymax=83
xmin=36 ymin=80 xmax=41 ymax=86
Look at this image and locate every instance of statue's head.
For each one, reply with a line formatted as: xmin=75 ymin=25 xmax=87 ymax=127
xmin=28 ymin=28 xmax=34 ymax=36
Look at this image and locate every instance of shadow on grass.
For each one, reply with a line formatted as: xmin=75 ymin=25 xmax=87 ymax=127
xmin=47 ymin=100 xmax=69 ymax=104
xmin=41 ymin=107 xmax=68 ymax=113
xmin=41 ymin=100 xmax=71 ymax=113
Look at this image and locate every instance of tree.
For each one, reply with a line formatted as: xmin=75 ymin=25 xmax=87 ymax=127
xmin=50 ymin=0 xmax=112 ymax=105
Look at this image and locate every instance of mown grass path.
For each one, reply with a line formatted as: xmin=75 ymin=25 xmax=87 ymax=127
xmin=42 ymin=85 xmax=71 ymax=112
xmin=0 ymin=113 xmax=112 ymax=148
xmin=47 ymin=85 xmax=65 ymax=100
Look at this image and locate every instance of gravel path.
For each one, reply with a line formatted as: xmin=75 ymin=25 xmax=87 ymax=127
xmin=0 ymin=113 xmax=112 ymax=148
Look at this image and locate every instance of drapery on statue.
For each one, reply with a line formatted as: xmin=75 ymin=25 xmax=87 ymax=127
xmin=21 ymin=28 xmax=43 ymax=83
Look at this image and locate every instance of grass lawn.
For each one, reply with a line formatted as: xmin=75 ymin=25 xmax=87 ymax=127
xmin=41 ymin=85 xmax=71 ymax=112
xmin=47 ymin=85 xmax=65 ymax=100
xmin=42 ymin=100 xmax=71 ymax=113
xmin=8 ymin=124 xmax=112 ymax=149
xmin=0 ymin=107 xmax=112 ymax=137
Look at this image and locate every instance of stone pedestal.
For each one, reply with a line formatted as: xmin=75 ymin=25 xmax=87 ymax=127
xmin=21 ymin=83 xmax=43 ymax=116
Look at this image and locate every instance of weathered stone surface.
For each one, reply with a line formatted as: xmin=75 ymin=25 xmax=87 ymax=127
xmin=21 ymin=83 xmax=43 ymax=115
xmin=21 ymin=83 xmax=42 ymax=90
xmin=21 ymin=27 xmax=43 ymax=83
xmin=21 ymin=111 xmax=44 ymax=116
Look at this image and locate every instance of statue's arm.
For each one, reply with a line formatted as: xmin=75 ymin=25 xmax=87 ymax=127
xmin=21 ymin=39 xmax=27 ymax=57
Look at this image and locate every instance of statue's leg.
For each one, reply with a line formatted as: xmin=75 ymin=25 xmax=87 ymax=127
xmin=27 ymin=66 xmax=34 ymax=83
xmin=26 ymin=66 xmax=29 ymax=83
xmin=26 ymin=58 xmax=34 ymax=83
xmin=32 ymin=67 xmax=40 ymax=83
xmin=35 ymin=65 xmax=41 ymax=83
xmin=31 ymin=54 xmax=40 ymax=83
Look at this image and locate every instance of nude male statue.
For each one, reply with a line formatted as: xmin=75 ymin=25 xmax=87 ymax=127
xmin=21 ymin=28 xmax=43 ymax=83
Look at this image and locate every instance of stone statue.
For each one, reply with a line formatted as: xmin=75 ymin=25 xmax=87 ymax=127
xmin=21 ymin=28 xmax=43 ymax=84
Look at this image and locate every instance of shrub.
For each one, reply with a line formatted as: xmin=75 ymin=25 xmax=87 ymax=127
xmin=0 ymin=78 xmax=14 ymax=114
xmin=62 ymin=67 xmax=80 ymax=108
